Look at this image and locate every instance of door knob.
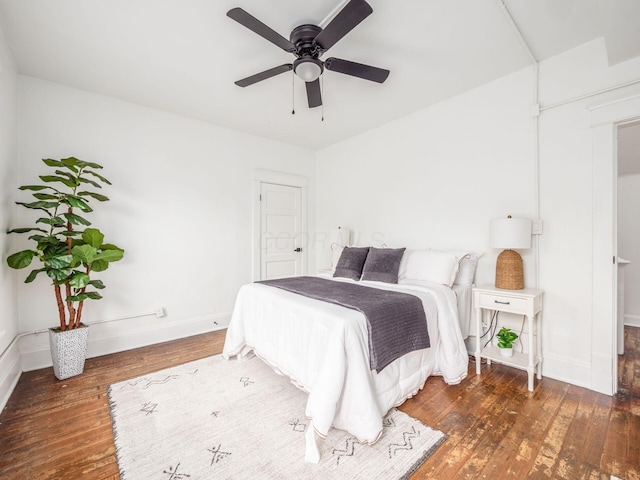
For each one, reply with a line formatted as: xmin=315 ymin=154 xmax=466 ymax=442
xmin=294 ymin=247 xmax=302 ymax=252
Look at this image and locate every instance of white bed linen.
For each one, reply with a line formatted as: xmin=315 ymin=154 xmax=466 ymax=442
xmin=452 ymin=283 xmax=473 ymax=339
xmin=222 ymin=276 xmax=468 ymax=445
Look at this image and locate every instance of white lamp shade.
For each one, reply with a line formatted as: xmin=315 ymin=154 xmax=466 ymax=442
xmin=295 ymin=61 xmax=322 ymax=82
xmin=490 ymin=217 xmax=531 ymax=249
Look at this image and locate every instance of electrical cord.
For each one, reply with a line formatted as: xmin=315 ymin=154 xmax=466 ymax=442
xmin=517 ymin=314 xmax=526 ymax=353
xmin=481 ymin=310 xmax=499 ymax=348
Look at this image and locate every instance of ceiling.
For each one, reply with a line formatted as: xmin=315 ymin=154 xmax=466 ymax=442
xmin=0 ymin=0 xmax=639 ymax=150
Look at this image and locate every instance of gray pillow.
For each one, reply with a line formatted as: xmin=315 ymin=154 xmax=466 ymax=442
xmin=333 ymin=247 xmax=370 ymax=280
xmin=361 ymin=247 xmax=406 ymax=284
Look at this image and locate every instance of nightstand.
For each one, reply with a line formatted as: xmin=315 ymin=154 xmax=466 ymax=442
xmin=473 ymin=285 xmax=544 ymax=391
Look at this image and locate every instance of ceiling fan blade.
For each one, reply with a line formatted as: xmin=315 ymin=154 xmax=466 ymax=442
xmin=305 ymin=79 xmax=322 ymax=108
xmin=227 ymin=8 xmax=295 ymax=52
xmin=235 ymin=64 xmax=293 ymax=87
xmin=324 ymin=57 xmax=389 ymax=83
xmin=314 ymin=0 xmax=373 ymax=51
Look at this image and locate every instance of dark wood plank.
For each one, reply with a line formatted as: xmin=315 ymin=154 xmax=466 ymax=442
xmin=0 ymin=330 xmax=638 ymax=480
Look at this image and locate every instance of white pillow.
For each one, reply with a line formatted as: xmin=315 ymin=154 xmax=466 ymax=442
xmin=441 ymin=250 xmax=483 ymax=285
xmin=398 ymin=249 xmax=460 ymax=287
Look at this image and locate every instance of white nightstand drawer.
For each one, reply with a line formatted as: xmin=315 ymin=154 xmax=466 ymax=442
xmin=477 ymin=293 xmax=527 ymax=314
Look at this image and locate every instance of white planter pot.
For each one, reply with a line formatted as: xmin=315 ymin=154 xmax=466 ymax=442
xmin=499 ymin=346 xmax=513 ymax=358
xmin=49 ymin=324 xmax=89 ymax=380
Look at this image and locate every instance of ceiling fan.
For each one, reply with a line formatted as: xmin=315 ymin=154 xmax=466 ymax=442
xmin=227 ymin=0 xmax=390 ymax=108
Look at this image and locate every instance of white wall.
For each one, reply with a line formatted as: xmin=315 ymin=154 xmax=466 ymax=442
xmin=315 ymin=38 xmax=640 ymax=393
xmin=15 ymin=76 xmax=316 ymax=369
xmin=618 ymin=173 xmax=640 ymax=325
xmin=0 ymin=25 xmax=19 ymax=408
xmin=316 ymin=66 xmax=535 ymax=282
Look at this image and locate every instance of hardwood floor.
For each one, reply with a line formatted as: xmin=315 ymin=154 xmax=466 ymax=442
xmin=0 ymin=330 xmax=638 ymax=479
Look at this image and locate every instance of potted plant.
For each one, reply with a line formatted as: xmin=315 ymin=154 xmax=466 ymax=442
xmin=496 ymin=327 xmax=518 ymax=358
xmin=6 ymin=157 xmax=124 ymax=380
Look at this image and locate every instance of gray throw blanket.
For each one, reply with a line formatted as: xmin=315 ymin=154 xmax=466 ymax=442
xmin=257 ymin=276 xmax=430 ymax=373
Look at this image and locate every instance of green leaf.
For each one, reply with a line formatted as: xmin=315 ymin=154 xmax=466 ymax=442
xmin=19 ymin=185 xmax=49 ymax=191
xmin=36 ymin=216 xmax=65 ymax=227
xmin=62 ymin=157 xmax=103 ymax=170
xmin=67 ymin=293 xmax=89 ymax=302
xmin=67 ymin=291 xmax=102 ymax=302
xmin=46 ymin=268 xmax=73 ymax=281
xmin=25 ymin=268 xmax=46 ymax=283
xmin=44 ymin=254 xmax=73 ymax=269
xmin=42 ymin=158 xmax=65 ymax=168
xmin=77 ymin=177 xmax=102 ymax=189
xmin=32 ymin=193 xmax=59 ymax=200
xmin=8 ymin=227 xmax=47 ymax=234
xmin=60 ymin=157 xmax=81 ymax=168
xmin=81 ymin=228 xmax=104 ymax=248
xmin=94 ymin=248 xmax=124 ymax=263
xmin=63 ymin=212 xmax=91 ymax=226
xmin=69 ymin=272 xmax=90 ymax=288
xmin=101 ymin=243 xmax=122 ymax=250
xmin=90 ymin=259 xmax=109 ymax=272
xmin=16 ymin=200 xmax=58 ymax=210
xmin=65 ymin=195 xmax=93 ymax=212
xmin=72 ymin=244 xmax=97 ymax=264
xmin=61 ymin=230 xmax=82 ymax=237
xmin=7 ymin=250 xmax=36 ymax=269
xmin=89 ymin=279 xmax=105 ymax=289
xmin=77 ymin=191 xmax=109 ymax=202
xmin=85 ymin=170 xmax=111 ymax=185
xmin=39 ymin=175 xmax=77 ymax=188
xmin=54 ymin=169 xmax=78 ymax=181
xmin=36 ymin=235 xmax=65 ymax=247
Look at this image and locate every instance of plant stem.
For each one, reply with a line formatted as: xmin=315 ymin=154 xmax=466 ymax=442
xmin=54 ymin=284 xmax=66 ymax=331
xmin=65 ymin=205 xmax=74 ymax=329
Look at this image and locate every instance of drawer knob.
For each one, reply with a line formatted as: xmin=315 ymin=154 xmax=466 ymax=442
xmin=494 ymin=300 xmax=510 ymax=305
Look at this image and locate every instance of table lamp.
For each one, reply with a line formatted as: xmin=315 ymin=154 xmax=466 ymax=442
xmin=490 ymin=215 xmax=531 ymax=290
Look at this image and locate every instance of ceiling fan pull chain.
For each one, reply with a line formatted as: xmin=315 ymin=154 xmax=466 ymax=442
xmin=321 ymin=75 xmax=324 ymax=122
xmin=291 ymin=70 xmax=295 ymax=115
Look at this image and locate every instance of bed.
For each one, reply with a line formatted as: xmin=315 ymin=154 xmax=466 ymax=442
xmin=222 ymin=247 xmax=479 ymax=462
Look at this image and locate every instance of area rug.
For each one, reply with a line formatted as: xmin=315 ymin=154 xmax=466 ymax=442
xmin=108 ymin=354 xmax=446 ymax=480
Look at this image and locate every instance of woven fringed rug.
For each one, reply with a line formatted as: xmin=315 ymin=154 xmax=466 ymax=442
xmin=108 ymin=354 xmax=445 ymax=480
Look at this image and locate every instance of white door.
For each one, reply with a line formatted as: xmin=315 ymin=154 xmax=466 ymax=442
xmin=260 ymin=182 xmax=303 ymax=280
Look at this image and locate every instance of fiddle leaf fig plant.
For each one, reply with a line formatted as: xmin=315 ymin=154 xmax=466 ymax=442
xmin=6 ymin=157 xmax=124 ymax=331
xmin=496 ymin=327 xmax=518 ymax=349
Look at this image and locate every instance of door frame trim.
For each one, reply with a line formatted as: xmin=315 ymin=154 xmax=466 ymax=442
xmin=252 ymin=170 xmax=308 ymax=281
xmin=590 ymin=93 xmax=640 ymax=394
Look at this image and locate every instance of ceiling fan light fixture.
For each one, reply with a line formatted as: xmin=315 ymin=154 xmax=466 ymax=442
xmin=294 ymin=57 xmax=323 ymax=82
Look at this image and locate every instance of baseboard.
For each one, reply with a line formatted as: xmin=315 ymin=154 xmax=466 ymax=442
xmin=624 ymin=314 xmax=640 ymax=328
xmin=0 ymin=339 xmax=23 ymax=413
xmin=19 ymin=312 xmax=231 ymax=373
xmin=540 ymin=353 xmax=593 ymax=391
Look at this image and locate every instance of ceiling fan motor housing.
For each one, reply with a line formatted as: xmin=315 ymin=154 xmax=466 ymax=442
xmin=290 ymin=24 xmax=323 ymax=58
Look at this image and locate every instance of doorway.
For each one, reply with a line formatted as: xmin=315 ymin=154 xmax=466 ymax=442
xmin=617 ymin=119 xmax=640 ymax=396
xmin=251 ymin=170 xmax=308 ymax=281
xmin=259 ymin=182 xmax=303 ymax=280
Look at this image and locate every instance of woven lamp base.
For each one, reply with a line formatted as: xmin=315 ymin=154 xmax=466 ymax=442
xmin=495 ymin=249 xmax=524 ymax=290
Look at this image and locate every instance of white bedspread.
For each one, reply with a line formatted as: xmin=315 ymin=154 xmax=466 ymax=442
xmin=222 ymin=276 xmax=468 ymax=445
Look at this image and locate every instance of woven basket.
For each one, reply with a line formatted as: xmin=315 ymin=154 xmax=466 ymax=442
xmin=495 ymin=249 xmax=524 ymax=290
